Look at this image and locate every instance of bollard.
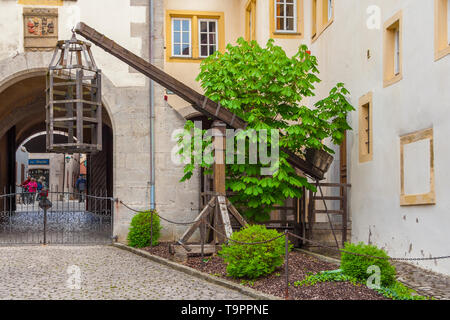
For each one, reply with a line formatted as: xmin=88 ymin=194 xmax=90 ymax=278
xmin=285 ymin=230 xmax=289 ymax=300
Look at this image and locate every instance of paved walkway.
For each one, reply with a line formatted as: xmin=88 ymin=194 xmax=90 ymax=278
xmin=0 ymin=245 xmax=252 ymax=300
xmin=393 ymin=262 xmax=450 ymax=300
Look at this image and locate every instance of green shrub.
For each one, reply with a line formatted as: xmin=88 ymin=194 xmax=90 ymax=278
xmin=218 ymin=225 xmax=291 ymax=279
xmin=341 ymin=242 xmax=396 ymax=287
xmin=127 ymin=210 xmax=161 ymax=248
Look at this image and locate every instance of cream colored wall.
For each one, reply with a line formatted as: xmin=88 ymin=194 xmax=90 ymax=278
xmin=163 ymin=0 xmax=243 ymax=110
xmin=163 ymin=0 xmax=316 ymax=110
xmin=310 ymin=0 xmax=450 ymax=275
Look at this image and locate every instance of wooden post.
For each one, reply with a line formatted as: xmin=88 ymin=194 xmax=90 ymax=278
xmin=342 ymin=185 xmax=348 ymax=246
xmin=212 ymin=120 xmax=226 ymax=195
xmin=212 ymin=120 xmax=226 ymax=244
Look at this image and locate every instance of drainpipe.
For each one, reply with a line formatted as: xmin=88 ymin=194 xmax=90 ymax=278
xmin=149 ymin=0 xmax=156 ymax=210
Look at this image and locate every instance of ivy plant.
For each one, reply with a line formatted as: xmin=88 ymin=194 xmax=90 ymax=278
xmin=177 ymin=38 xmax=354 ymax=221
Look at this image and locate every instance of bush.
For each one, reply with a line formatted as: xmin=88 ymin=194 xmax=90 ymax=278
xmin=341 ymin=242 xmax=396 ymax=287
xmin=218 ymin=225 xmax=291 ymax=279
xmin=127 ymin=210 xmax=161 ymax=248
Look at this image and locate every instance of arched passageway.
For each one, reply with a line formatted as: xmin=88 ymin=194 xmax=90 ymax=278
xmin=0 ymin=71 xmax=113 ymax=196
xmin=0 ymin=70 xmax=114 ymax=244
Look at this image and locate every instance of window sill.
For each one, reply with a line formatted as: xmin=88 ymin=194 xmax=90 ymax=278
xmin=359 ymin=154 xmax=373 ymax=163
xmin=435 ymin=45 xmax=450 ymax=61
xmin=383 ymin=73 xmax=403 ymax=88
xmin=311 ymin=18 xmax=334 ymax=43
xmin=400 ymin=192 xmax=436 ymax=206
xmin=271 ymin=31 xmax=304 ymax=39
xmin=167 ymin=56 xmax=205 ymax=63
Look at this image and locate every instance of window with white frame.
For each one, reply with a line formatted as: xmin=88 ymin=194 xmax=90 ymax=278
xmin=172 ymin=18 xmax=191 ymax=57
xmin=199 ymin=19 xmax=218 ymax=58
xmin=275 ymin=0 xmax=296 ymax=32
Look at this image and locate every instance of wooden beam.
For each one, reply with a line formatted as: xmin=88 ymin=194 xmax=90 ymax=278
xmin=217 ymin=196 xmax=233 ymax=239
xmin=225 ymin=198 xmax=248 ymax=227
xmin=75 ymin=22 xmax=325 ymax=180
xmin=178 ymin=197 xmax=216 ymax=244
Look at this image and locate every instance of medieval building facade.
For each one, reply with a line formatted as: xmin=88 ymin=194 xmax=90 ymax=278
xmin=0 ymin=0 xmax=448 ymax=275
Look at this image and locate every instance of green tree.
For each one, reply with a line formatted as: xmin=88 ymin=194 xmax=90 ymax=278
xmin=178 ymin=38 xmax=354 ymax=222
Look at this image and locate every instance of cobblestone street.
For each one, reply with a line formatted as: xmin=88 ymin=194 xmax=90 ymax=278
xmin=0 ymin=245 xmax=252 ymax=300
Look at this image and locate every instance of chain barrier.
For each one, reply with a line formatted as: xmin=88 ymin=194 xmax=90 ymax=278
xmin=119 ymin=200 xmax=450 ymax=261
xmin=119 ymin=201 xmax=198 ymax=226
xmin=286 ymin=231 xmax=450 ymax=261
xmin=205 ymin=221 xmax=287 ymax=245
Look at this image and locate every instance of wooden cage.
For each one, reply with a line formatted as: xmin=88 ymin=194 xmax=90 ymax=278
xmin=46 ymin=32 xmax=102 ymax=154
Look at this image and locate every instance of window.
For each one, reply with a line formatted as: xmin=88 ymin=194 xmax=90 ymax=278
xmin=400 ymin=128 xmax=435 ymax=206
xmin=270 ymin=0 xmax=303 ymax=38
xmin=358 ymin=92 xmax=373 ymax=163
xmin=311 ymin=0 xmax=334 ymax=41
xmin=172 ymin=18 xmax=191 ymax=57
xmin=435 ymin=0 xmax=450 ymax=60
xmin=166 ymin=11 xmax=224 ymax=62
xmin=394 ymin=28 xmax=400 ymax=75
xmin=383 ymin=11 xmax=402 ymax=87
xmin=275 ymin=0 xmax=296 ymax=32
xmin=199 ymin=19 xmax=218 ymax=58
xmin=245 ymin=0 xmax=256 ymax=41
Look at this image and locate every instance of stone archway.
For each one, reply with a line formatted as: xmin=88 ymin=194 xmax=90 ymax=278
xmin=0 ymin=57 xmax=115 ymax=198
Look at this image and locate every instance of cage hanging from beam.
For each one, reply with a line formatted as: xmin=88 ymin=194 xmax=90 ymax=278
xmin=46 ymin=32 xmax=102 ymax=154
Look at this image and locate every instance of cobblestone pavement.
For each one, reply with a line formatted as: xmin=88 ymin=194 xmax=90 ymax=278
xmin=0 ymin=245 xmax=252 ymax=300
xmin=394 ymin=262 xmax=450 ymax=300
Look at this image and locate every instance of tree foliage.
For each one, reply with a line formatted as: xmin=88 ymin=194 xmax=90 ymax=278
xmin=178 ymin=38 xmax=354 ymax=221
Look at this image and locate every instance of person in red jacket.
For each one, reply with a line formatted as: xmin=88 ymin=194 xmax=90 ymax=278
xmin=27 ymin=178 xmax=38 ymax=204
xmin=20 ymin=175 xmax=31 ymax=204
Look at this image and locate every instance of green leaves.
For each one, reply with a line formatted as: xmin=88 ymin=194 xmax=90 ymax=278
xmin=179 ymin=38 xmax=354 ymax=222
xmin=218 ymin=225 xmax=291 ymax=279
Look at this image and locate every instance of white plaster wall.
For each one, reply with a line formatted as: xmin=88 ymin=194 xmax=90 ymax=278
xmin=310 ymin=0 xmax=450 ymax=274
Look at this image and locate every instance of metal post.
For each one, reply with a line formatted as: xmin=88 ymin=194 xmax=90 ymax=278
xmin=285 ymin=230 xmax=289 ymax=300
xmin=150 ymin=209 xmax=154 ymax=248
xmin=43 ymin=201 xmax=48 ymax=245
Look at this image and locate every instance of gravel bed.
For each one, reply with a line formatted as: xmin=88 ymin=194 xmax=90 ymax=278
xmin=143 ymin=242 xmax=388 ymax=300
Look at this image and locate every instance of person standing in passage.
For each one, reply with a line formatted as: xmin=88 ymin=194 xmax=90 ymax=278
xmin=27 ymin=178 xmax=38 ymax=205
xmin=76 ymin=175 xmax=87 ymax=202
xmin=20 ymin=175 xmax=31 ymax=204
xmin=36 ymin=178 xmax=43 ymax=202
